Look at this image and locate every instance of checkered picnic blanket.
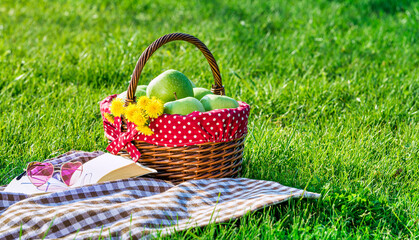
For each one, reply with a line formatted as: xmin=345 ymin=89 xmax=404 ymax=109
xmin=0 ymin=151 xmax=320 ymax=239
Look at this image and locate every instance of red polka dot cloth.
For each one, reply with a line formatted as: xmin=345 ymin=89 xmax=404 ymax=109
xmin=100 ymin=95 xmax=250 ymax=161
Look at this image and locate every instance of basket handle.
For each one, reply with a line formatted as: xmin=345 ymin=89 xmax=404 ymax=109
xmin=126 ymin=33 xmax=225 ymax=104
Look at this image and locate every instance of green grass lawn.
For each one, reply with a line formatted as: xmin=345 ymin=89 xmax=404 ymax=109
xmin=1 ymin=0 xmax=418 ymax=238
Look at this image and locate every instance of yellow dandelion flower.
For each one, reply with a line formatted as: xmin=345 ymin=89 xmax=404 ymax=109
xmin=104 ymin=113 xmax=114 ymax=124
xmin=125 ymin=104 xmax=140 ymax=122
xmin=136 ymin=125 xmax=154 ymax=136
xmin=133 ymin=112 xmax=147 ymax=126
xmin=145 ymin=97 xmax=164 ymax=119
xmin=137 ymin=96 xmax=151 ymax=109
xmin=110 ymin=98 xmax=125 ymax=117
xmin=125 ymin=103 xmax=148 ymax=126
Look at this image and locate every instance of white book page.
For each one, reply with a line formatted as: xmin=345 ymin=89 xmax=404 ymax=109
xmin=4 ymin=153 xmax=155 ymax=194
xmin=72 ymin=153 xmax=137 ymax=187
xmin=4 ymin=175 xmax=70 ymax=194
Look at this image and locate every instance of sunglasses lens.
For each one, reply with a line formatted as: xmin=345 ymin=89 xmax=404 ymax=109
xmin=61 ymin=162 xmax=83 ymax=186
xmin=27 ymin=162 xmax=54 ymax=187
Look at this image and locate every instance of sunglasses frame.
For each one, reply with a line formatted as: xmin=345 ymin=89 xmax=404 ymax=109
xmin=26 ymin=161 xmax=83 ymax=187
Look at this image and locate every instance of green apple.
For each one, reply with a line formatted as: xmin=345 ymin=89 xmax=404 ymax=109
xmin=200 ymin=95 xmax=239 ymax=111
xmin=193 ymin=87 xmax=213 ymax=100
xmin=164 ymin=97 xmax=205 ymax=115
xmin=146 ymin=70 xmax=194 ymax=103
xmin=117 ymin=89 xmax=146 ymax=101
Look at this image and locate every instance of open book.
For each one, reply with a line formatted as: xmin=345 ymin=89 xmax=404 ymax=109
xmin=4 ymin=153 xmax=156 ymax=194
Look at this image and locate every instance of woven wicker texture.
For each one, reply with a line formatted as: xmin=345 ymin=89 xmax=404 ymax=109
xmin=117 ymin=33 xmax=246 ymax=184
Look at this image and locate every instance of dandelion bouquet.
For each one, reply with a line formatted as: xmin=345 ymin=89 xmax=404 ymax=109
xmin=105 ymin=96 xmax=164 ymax=136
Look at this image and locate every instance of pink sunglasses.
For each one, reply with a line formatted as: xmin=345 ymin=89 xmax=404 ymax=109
xmin=26 ymin=161 xmax=83 ymax=187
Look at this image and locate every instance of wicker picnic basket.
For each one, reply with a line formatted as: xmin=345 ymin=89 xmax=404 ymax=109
xmin=102 ymin=33 xmax=249 ymax=184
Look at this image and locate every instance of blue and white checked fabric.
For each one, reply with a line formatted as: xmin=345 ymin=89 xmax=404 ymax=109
xmin=0 ymin=151 xmax=320 ymax=239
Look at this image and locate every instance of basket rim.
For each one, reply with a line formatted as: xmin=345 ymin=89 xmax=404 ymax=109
xmin=102 ymin=93 xmax=250 ymax=147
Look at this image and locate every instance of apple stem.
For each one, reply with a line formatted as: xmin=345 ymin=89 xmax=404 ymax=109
xmin=174 ymin=92 xmax=178 ymax=100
